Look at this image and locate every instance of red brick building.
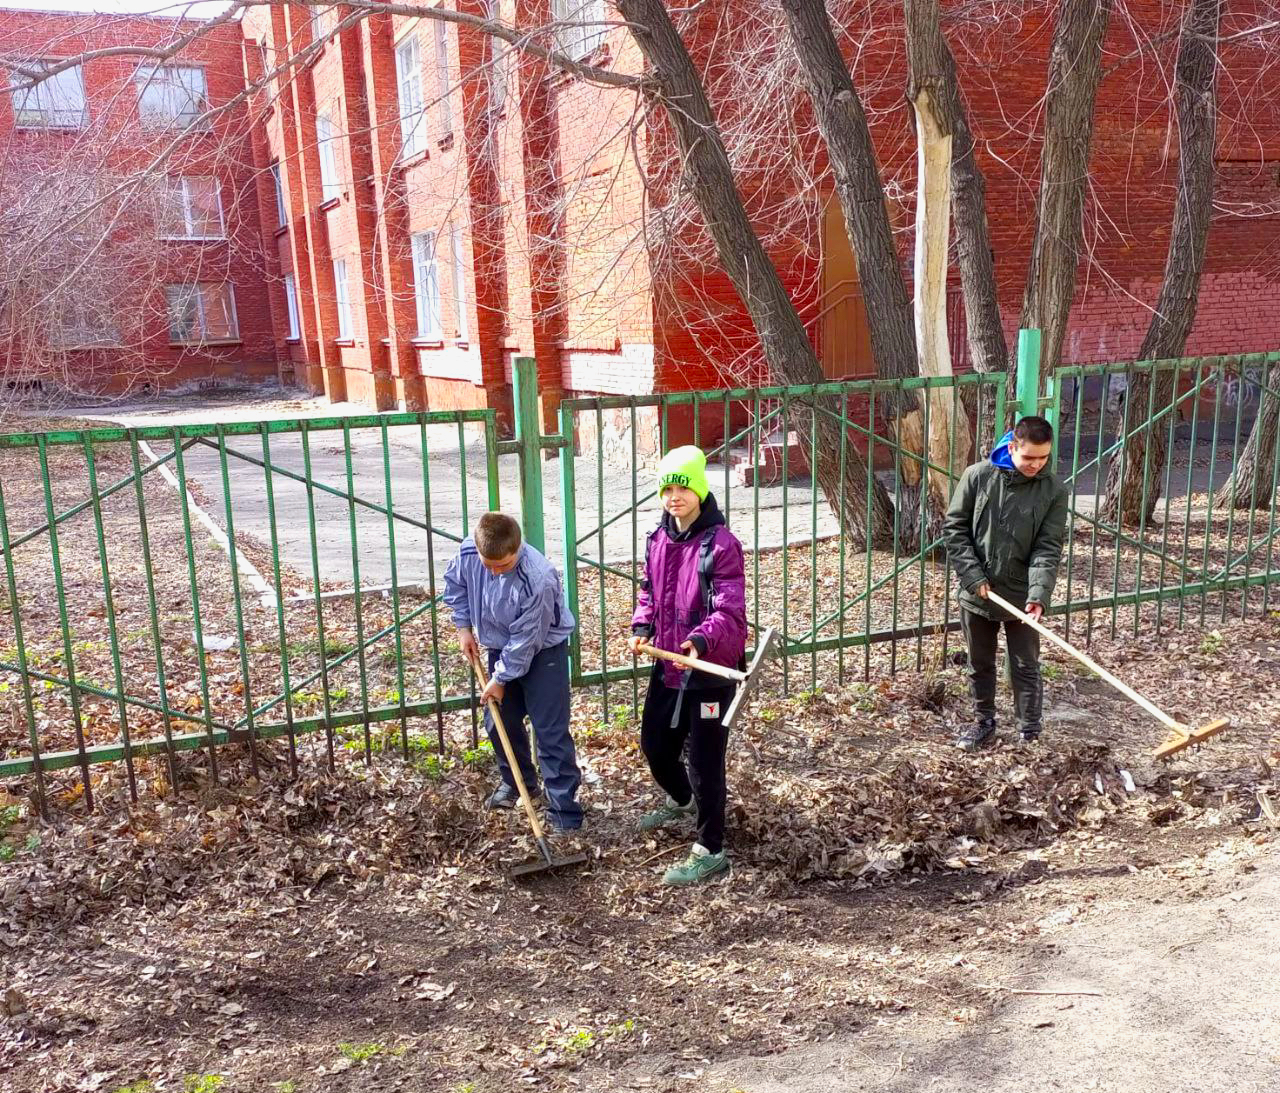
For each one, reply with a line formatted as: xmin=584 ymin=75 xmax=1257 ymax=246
xmin=0 ymin=10 xmax=277 ymax=394
xmin=4 ymin=3 xmax=1280 ymax=415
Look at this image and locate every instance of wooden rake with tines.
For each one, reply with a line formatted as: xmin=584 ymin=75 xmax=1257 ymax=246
xmin=984 ymin=591 xmax=1230 ymax=759
xmin=636 ymin=627 xmax=779 ymax=730
xmin=469 ymin=654 xmax=589 ymax=879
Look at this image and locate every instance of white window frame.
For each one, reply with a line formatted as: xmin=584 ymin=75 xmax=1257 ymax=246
xmin=165 ymin=283 xmax=239 ymax=344
xmin=411 ymin=231 xmax=441 ymax=339
xmin=311 ymin=5 xmax=338 ymax=42
xmin=333 ymin=258 xmax=353 ymax=340
xmin=394 ymin=33 xmax=427 ymax=160
xmin=270 ymin=162 xmax=287 ymax=226
xmin=11 ymin=61 xmax=87 ymax=129
xmin=432 ymin=17 xmax=453 ymax=136
xmin=158 ymin=177 xmax=225 ymax=241
xmin=283 ymin=273 xmax=301 ymax=340
xmin=551 ymin=0 xmax=607 ymax=62
xmin=451 ymin=227 xmax=469 ymax=342
xmin=135 ymin=65 xmax=210 ymax=130
xmin=316 ymin=112 xmax=342 ymax=202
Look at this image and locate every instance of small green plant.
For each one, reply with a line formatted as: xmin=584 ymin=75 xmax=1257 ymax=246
xmin=564 ymin=1028 xmax=597 ymax=1054
xmin=610 ymin=703 xmax=632 ymax=730
xmin=757 ymin=707 xmax=777 ymax=723
xmin=452 ymin=1083 xmax=477 ymax=1093
xmin=330 ymin=686 xmax=350 ymax=702
xmin=338 ymin=1041 xmax=385 ymax=1063
xmin=272 ymin=1082 xmax=298 ymax=1093
xmin=460 ymin=741 xmax=494 ymax=768
xmin=183 ymin=1076 xmax=224 ymax=1093
xmin=0 ymin=805 xmax=18 ymax=830
xmin=112 ymin=1082 xmax=155 ymax=1093
xmin=1041 ymin=662 xmax=1064 ymax=682
xmin=1199 ymin=629 xmax=1224 ymax=656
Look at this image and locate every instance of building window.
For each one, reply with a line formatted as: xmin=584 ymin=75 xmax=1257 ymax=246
xmin=165 ymin=283 xmax=238 ymax=343
xmin=395 ymin=33 xmax=426 ymax=160
xmin=488 ymin=0 xmax=508 ymax=115
xmin=451 ymin=227 xmax=468 ymax=341
xmin=316 ymin=112 xmax=342 ymax=202
xmin=433 ymin=17 xmax=453 ymax=136
xmin=283 ymin=273 xmax=301 ymax=340
xmin=311 ymin=5 xmax=338 ymax=42
xmin=551 ymin=0 xmax=607 ymax=61
xmin=158 ymin=177 xmax=224 ymax=240
xmin=11 ymin=61 xmax=87 ymax=128
xmin=135 ymin=65 xmax=209 ymax=130
xmin=270 ymin=162 xmax=287 ymax=226
xmin=333 ymin=258 xmax=352 ymax=339
xmin=411 ymin=231 xmax=441 ymax=338
xmin=51 ymin=295 xmax=120 ymax=348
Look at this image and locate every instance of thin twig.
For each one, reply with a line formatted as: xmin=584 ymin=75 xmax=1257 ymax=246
xmin=978 ymin=983 xmax=1104 ymax=998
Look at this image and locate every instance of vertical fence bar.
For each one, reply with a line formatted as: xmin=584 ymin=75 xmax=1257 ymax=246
xmin=299 ymin=424 xmax=336 ymax=769
xmin=1062 ymin=372 xmax=1085 ymax=643
xmin=863 ymin=388 xmax=876 ymax=683
xmin=36 ymin=436 xmax=92 ymax=807
xmin=558 ymin=401 xmax=582 ymax=686
xmin=512 ymin=357 xmax=546 ymax=553
xmin=418 ymin=421 xmax=449 ymax=753
xmin=1262 ymin=367 xmax=1280 ymax=616
xmin=129 ymin=437 xmax=178 ymax=789
xmin=752 ymin=391 xmax=761 ymax=656
xmin=1221 ymin=360 xmax=1248 ymax=621
xmin=1201 ymin=366 xmax=1226 ymax=626
xmin=630 ymin=398 xmax=640 ymax=714
xmin=1236 ymin=360 xmax=1264 ymax=619
xmin=596 ymin=403 xmax=609 ymax=722
xmin=1016 ymin=328 xmax=1043 ymax=423
xmin=1155 ymin=365 xmax=1181 ymax=633
xmin=915 ymin=388 xmax=931 ymax=671
xmin=837 ymin=388 xmax=848 ymax=685
xmin=341 ymin=421 xmax=372 ymax=759
xmin=722 ymin=393 xmax=732 ymax=526
xmin=215 ymin=427 xmax=260 ymax=778
xmin=0 ymin=478 xmax=48 ymax=814
xmin=1178 ymin=361 xmax=1204 ymax=628
xmin=808 ymin=393 xmax=818 ymax=688
xmin=1107 ymin=365 xmax=1134 ymax=639
xmin=889 ymin=402 xmax=902 ymax=676
xmin=259 ymin=427 xmax=298 ymax=776
xmin=780 ymin=389 xmax=791 ymax=695
xmin=1132 ymin=364 xmax=1161 ymax=638
xmin=380 ymin=421 xmax=409 ymax=756
xmin=82 ymin=437 xmax=137 ymax=801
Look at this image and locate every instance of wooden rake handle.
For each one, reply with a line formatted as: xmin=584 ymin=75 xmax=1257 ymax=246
xmin=469 ymin=653 xmax=549 ymax=845
xmin=983 ymin=590 xmax=1187 ymax=735
xmin=635 ymin=641 xmax=747 ymax=683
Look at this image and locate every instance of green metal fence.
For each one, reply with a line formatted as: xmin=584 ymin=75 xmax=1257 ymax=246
xmin=2 ymin=353 xmax=1278 ymax=810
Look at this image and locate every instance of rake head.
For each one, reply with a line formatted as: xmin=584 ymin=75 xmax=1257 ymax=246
xmin=1152 ymin=717 xmax=1231 ymax=761
xmin=505 ymin=836 xmax=590 ymax=880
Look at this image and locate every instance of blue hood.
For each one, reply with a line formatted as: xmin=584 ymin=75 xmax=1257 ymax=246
xmin=989 ymin=429 xmax=1016 ymax=470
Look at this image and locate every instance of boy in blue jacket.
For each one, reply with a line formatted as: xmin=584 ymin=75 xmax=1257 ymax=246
xmin=442 ymin=512 xmax=583 ymax=831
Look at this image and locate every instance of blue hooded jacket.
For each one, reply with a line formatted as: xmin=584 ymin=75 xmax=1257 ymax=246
xmin=990 ymin=429 xmax=1016 ymax=470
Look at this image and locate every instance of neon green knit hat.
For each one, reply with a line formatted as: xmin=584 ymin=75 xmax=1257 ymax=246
xmin=657 ymin=445 xmax=709 ymax=501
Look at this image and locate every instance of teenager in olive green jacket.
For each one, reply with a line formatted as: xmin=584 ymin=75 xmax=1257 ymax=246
xmin=943 ymin=416 xmax=1068 ymax=751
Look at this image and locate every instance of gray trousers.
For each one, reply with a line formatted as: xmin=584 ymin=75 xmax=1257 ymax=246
xmin=959 ymin=607 xmax=1043 ymax=731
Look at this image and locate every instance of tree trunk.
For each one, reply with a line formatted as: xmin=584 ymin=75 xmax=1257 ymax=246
xmin=1015 ymin=0 xmax=1114 ymax=409
xmin=616 ymin=0 xmax=896 ymax=547
xmin=1098 ymin=0 xmax=1221 ymax=526
xmin=1215 ymin=362 xmax=1280 ymax=510
xmin=778 ymin=0 xmax=917 ymax=383
xmin=904 ymin=0 xmax=1006 ymax=377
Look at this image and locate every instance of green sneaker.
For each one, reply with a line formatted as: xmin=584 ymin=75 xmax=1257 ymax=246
xmin=638 ymin=795 xmax=695 ymax=831
xmin=662 ymin=844 xmax=729 ymax=886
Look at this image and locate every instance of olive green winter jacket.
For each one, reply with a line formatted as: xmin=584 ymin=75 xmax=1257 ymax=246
xmin=942 ymin=459 xmax=1069 ymax=622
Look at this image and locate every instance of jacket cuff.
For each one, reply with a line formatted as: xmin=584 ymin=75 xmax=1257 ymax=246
xmin=631 ymin=624 xmax=653 ymax=638
xmin=689 ymin=634 xmax=708 ymax=656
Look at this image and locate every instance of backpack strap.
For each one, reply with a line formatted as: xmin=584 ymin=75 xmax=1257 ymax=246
xmin=697 ymin=527 xmax=718 ymax=614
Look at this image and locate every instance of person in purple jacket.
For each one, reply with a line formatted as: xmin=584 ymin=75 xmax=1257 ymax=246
xmin=628 ymin=445 xmax=747 ymax=885
xmin=443 ymin=512 xmax=583 ymax=832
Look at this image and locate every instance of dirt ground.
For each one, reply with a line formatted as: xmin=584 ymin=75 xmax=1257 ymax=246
xmin=2 ymin=605 xmax=1278 ymax=1093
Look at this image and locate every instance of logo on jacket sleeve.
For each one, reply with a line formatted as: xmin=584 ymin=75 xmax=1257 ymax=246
xmin=699 ymin=701 xmax=720 ymax=720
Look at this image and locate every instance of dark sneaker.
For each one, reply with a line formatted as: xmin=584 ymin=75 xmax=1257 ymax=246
xmin=956 ymin=718 xmax=996 ymax=752
xmin=663 ymin=843 xmax=730 ymax=886
xmin=638 ymin=796 xmax=696 ymax=831
xmin=1019 ymin=724 xmax=1043 ymax=745
xmin=485 ymin=783 xmax=540 ymax=810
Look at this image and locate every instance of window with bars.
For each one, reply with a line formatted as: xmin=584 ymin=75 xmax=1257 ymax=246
xmin=433 ymin=17 xmax=453 ymax=136
xmin=11 ymin=61 xmax=87 ymax=128
xmin=165 ymin=284 xmax=238 ymax=343
xmin=333 ymin=258 xmax=353 ymax=339
xmin=395 ymin=33 xmax=427 ymax=160
xmin=284 ymin=273 xmax=301 ymax=340
xmin=316 ymin=112 xmax=343 ymax=202
xmin=158 ymin=177 xmax=224 ymax=240
xmin=551 ymin=0 xmax=607 ymax=61
xmin=411 ymin=231 xmax=441 ymax=338
xmin=135 ymin=65 xmax=209 ymax=129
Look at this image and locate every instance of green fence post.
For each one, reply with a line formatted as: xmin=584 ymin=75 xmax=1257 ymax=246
xmin=1015 ymin=328 xmax=1042 ymax=423
xmin=512 ymin=356 xmax=546 ymax=552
